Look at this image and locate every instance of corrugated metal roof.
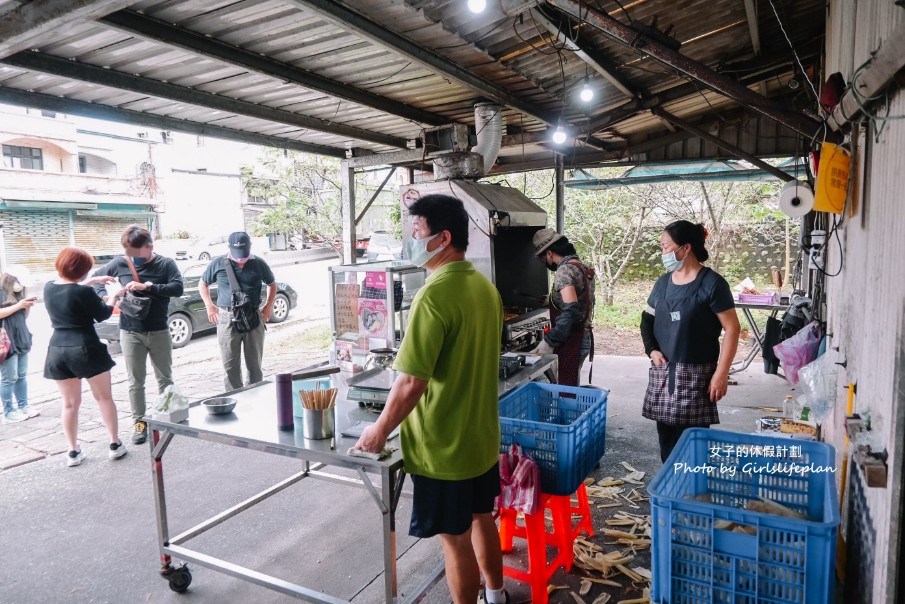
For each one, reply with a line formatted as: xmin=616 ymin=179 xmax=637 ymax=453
xmin=0 ymin=0 xmax=826 ymax=169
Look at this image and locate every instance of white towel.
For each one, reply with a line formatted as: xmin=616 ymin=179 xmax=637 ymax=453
xmin=347 ymin=447 xmax=396 ymax=460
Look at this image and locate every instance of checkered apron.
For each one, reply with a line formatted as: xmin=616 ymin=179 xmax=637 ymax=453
xmin=642 ymin=269 xmax=720 ymax=425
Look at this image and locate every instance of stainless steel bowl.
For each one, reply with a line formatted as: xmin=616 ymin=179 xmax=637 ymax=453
xmin=202 ymin=397 xmax=237 ymax=415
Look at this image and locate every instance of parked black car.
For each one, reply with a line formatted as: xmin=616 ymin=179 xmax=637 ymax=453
xmin=94 ymin=263 xmax=298 ymax=348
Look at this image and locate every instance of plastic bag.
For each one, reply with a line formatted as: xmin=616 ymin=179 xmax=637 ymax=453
xmin=496 ymin=444 xmax=541 ymax=515
xmin=154 ymin=385 xmax=188 ymax=414
xmin=773 ymin=321 xmax=822 ymax=385
xmin=797 ymin=350 xmax=840 ymax=424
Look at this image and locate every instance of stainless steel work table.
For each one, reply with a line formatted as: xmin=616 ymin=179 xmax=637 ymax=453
xmin=147 ymin=354 xmax=558 ymax=602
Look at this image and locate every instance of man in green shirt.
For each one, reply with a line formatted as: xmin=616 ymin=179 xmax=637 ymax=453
xmin=355 ymin=194 xmax=508 ymax=603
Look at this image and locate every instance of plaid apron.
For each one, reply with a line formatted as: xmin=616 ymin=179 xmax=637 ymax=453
xmin=642 ymin=268 xmax=720 ymax=425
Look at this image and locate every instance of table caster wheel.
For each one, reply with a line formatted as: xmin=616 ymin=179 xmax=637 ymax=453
xmin=162 ymin=563 xmax=192 ymax=593
xmin=358 ymin=401 xmax=366 ymax=408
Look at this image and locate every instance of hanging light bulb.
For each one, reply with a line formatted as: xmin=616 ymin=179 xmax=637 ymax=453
xmin=579 ymin=78 xmax=594 ymax=103
xmin=467 ymin=0 xmax=487 ymax=13
xmin=551 ymin=125 xmax=567 ymax=145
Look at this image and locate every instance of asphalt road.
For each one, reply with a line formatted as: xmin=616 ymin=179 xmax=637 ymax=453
xmin=19 ymin=255 xmax=339 ymax=408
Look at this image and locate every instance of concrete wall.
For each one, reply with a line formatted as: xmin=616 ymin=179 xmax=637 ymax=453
xmin=824 ymin=2 xmax=905 ymax=601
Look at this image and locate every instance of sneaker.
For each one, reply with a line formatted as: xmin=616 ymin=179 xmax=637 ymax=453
xmin=478 ymin=589 xmax=510 ymax=604
xmin=2 ymin=409 xmax=27 ymax=424
xmin=131 ymin=421 xmax=148 ymax=445
xmin=19 ymin=405 xmax=41 ymax=419
xmin=67 ymin=449 xmax=86 ymax=467
xmin=108 ymin=441 xmax=127 ymax=460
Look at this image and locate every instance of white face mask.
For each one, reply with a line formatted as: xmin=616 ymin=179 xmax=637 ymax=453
xmin=409 ymin=233 xmax=444 ymax=267
xmin=661 ymin=250 xmax=684 ymax=272
xmin=12 ymin=283 xmax=23 ymax=293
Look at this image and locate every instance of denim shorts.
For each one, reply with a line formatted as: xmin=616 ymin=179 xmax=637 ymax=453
xmin=409 ymin=463 xmax=501 ymax=538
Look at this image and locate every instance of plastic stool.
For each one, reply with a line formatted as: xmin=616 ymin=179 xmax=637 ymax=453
xmin=497 ymin=484 xmax=594 ymax=604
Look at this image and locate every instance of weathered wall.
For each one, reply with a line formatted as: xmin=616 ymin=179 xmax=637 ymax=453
xmin=824 ymin=2 xmax=905 ymax=602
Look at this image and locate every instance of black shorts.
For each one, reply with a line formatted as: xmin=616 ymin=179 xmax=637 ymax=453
xmin=44 ymin=344 xmax=116 ymax=380
xmin=409 ymin=463 xmax=501 ymax=538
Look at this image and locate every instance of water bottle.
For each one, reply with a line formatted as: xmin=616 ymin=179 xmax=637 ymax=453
xmin=782 ymin=395 xmax=794 ymax=418
xmin=276 ymin=373 xmax=294 ymax=431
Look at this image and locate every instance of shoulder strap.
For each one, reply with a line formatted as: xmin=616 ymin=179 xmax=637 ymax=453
xmin=123 ymin=256 xmax=141 ymax=282
xmin=223 ymin=259 xmax=241 ymax=294
xmin=566 ymin=259 xmax=595 ymax=325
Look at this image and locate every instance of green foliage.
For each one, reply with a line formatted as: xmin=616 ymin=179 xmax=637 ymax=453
xmin=591 ymin=279 xmax=651 ymax=329
xmin=169 ymin=230 xmax=193 ymax=240
xmin=242 ymin=150 xmax=343 ymax=246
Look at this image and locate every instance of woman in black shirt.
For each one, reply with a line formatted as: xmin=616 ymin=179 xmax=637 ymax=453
xmin=44 ymin=247 xmax=127 ymax=467
xmin=639 ymin=221 xmax=740 ymax=462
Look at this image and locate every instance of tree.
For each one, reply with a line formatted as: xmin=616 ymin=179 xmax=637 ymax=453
xmin=241 ymin=150 xmax=344 ymax=257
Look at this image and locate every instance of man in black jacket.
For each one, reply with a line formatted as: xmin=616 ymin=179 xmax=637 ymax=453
xmin=93 ymin=225 xmax=184 ymax=444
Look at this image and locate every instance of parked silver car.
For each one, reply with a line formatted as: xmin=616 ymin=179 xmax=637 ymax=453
xmin=366 ymin=230 xmax=403 ymax=262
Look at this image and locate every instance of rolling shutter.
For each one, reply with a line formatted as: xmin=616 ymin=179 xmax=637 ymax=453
xmin=0 ymin=209 xmax=69 ymax=272
xmin=73 ymin=215 xmax=145 ymax=256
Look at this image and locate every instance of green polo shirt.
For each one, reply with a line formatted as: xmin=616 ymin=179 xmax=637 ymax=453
xmin=393 ymin=261 xmax=503 ymax=480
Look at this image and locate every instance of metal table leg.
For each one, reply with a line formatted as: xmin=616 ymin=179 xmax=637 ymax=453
xmin=730 ymin=308 xmax=779 ymax=375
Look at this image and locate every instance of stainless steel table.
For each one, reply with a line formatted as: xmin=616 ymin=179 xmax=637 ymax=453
xmin=730 ymin=301 xmax=789 ymax=375
xmin=147 ymin=355 xmax=558 ymax=602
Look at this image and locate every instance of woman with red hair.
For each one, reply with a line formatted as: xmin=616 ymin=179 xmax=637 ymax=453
xmin=43 ymin=247 xmax=126 ymax=467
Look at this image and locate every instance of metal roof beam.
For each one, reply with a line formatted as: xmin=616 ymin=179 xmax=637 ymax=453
xmin=101 ymin=10 xmax=445 ymax=127
xmin=587 ymin=62 xmax=807 ymax=134
xmin=652 ymin=108 xmax=795 ymax=181
xmin=0 ymin=0 xmax=136 ymax=60
xmin=548 ymin=0 xmax=832 ymax=142
xmin=0 ymin=86 xmax=346 ymax=157
xmin=3 ymin=52 xmax=408 ymax=149
xmin=530 ymin=7 xmax=639 ymax=100
xmin=289 ymin=0 xmax=559 ymax=127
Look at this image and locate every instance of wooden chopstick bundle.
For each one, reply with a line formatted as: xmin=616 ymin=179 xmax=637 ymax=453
xmin=300 ymin=388 xmax=338 ymax=410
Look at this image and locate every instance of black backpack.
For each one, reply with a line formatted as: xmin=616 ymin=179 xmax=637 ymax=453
xmin=224 ymin=261 xmax=261 ymax=333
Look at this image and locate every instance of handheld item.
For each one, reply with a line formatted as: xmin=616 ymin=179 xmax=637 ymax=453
xmin=119 ymin=257 xmax=152 ymax=320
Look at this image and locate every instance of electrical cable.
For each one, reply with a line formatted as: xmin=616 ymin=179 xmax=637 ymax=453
xmin=766 ymin=0 xmax=819 ymax=102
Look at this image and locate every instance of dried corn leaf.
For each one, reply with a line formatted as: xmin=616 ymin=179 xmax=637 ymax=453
xmin=548 ymin=584 xmax=569 ymax=594
xmin=597 ymin=478 xmax=624 ymax=487
xmin=634 ymin=567 xmax=652 ymax=580
xmin=591 ymin=595 xmax=612 ymax=604
xmin=570 ymin=591 xmax=587 ymax=604
xmin=597 ymin=502 xmax=623 ymax=509
xmin=621 ymin=461 xmax=638 ymax=473
xmin=616 ymin=564 xmax=644 ymax=583
xmin=579 ymin=579 xmax=592 ymax=596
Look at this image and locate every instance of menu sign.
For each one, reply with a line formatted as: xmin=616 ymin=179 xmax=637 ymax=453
xmin=334 ymin=283 xmax=360 ymax=337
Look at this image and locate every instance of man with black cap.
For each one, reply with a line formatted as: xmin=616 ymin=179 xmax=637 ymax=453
xmin=199 ymin=232 xmax=277 ymax=390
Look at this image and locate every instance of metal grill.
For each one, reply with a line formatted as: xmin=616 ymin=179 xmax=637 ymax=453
xmin=844 ymin=462 xmax=876 ymax=603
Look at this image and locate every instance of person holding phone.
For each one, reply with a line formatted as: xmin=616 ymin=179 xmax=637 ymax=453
xmin=0 ymin=270 xmax=38 ymax=423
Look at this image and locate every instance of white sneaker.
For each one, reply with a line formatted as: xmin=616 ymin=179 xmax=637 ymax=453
xmin=108 ymin=441 xmax=127 ymax=460
xmin=19 ymin=406 xmax=41 ymax=419
xmin=2 ymin=409 xmax=27 ymax=423
xmin=67 ymin=449 xmax=86 ymax=467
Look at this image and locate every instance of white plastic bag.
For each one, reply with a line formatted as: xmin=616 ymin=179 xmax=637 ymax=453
xmin=797 ymin=350 xmax=840 ymax=423
xmin=154 ymin=385 xmax=188 ymax=414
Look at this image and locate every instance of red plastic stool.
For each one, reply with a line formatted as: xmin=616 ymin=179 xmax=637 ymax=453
xmin=497 ymin=484 xmax=594 ymax=603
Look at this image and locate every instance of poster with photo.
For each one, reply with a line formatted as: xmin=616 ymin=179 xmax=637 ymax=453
xmin=358 ymin=298 xmax=389 ymax=342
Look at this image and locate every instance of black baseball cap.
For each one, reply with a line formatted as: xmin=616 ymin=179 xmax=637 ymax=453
xmin=228 ymin=232 xmax=251 ymax=258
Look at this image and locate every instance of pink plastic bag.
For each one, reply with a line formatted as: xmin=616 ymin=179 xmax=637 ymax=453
xmin=496 ymin=444 xmax=541 ymax=515
xmin=773 ymin=321 xmax=822 ymax=385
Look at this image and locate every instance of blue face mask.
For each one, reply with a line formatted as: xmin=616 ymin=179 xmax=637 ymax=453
xmin=409 ymin=233 xmax=444 ymax=267
xmin=130 ymin=256 xmax=147 ymax=267
xmin=661 ymin=250 xmax=684 ymax=272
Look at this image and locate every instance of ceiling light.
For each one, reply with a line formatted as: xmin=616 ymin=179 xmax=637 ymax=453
xmin=551 ymin=126 xmax=567 ymax=145
xmin=467 ymin=0 xmax=487 ymax=13
xmin=579 ymin=78 xmax=594 ymax=103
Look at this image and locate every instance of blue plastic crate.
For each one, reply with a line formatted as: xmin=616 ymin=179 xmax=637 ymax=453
xmin=292 ymin=377 xmax=333 ymax=417
xmin=647 ymin=428 xmax=840 ymax=604
xmin=498 ymin=383 xmax=607 ymax=496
